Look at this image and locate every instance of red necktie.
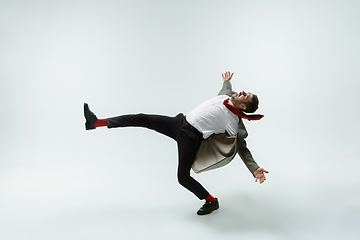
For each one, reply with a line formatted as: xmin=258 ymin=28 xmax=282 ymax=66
xmin=223 ymin=99 xmax=264 ymax=121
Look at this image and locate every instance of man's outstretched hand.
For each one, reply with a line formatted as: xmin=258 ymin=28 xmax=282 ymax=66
xmin=254 ymin=168 xmax=269 ymax=184
xmin=222 ymin=71 xmax=234 ymax=81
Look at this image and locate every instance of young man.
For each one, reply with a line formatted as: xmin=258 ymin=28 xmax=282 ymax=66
xmin=84 ymin=71 xmax=268 ymax=215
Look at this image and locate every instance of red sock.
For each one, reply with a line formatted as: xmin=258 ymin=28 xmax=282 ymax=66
xmin=205 ymin=194 xmax=217 ymax=202
xmin=94 ymin=119 xmax=108 ymax=128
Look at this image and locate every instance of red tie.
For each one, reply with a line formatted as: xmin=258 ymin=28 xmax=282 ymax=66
xmin=223 ymin=99 xmax=264 ymax=121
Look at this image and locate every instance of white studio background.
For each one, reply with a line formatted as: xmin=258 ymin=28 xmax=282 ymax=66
xmin=1 ymin=0 xmax=359 ymax=240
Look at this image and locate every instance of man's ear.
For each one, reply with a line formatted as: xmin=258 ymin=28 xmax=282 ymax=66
xmin=238 ymin=103 xmax=247 ymax=111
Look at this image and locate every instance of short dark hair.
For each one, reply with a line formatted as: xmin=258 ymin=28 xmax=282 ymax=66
xmin=244 ymin=94 xmax=259 ymax=113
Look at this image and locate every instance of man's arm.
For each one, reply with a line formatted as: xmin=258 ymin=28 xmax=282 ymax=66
xmin=237 ymin=139 xmax=269 ymax=184
xmin=218 ymin=71 xmax=236 ymax=96
xmin=237 ymin=139 xmax=259 ymax=174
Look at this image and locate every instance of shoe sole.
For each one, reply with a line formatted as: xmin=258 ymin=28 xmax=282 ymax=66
xmin=197 ymin=205 xmax=219 ymax=215
xmin=84 ymin=103 xmax=96 ymax=130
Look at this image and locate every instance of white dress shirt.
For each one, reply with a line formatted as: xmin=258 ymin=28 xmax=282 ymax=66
xmin=186 ymin=95 xmax=239 ymax=139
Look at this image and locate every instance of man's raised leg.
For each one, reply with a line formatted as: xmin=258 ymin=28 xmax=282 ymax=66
xmin=84 ymin=103 xmax=182 ymax=140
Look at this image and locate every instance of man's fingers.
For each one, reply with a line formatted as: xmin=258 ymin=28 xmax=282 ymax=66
xmin=222 ymin=71 xmax=233 ymax=80
xmin=258 ymin=168 xmax=269 ymax=174
xmin=262 ymin=176 xmax=266 ymax=183
xmin=255 ymin=174 xmax=267 ymax=184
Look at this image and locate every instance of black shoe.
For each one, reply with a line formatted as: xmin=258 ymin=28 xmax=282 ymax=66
xmin=196 ymin=198 xmax=219 ymax=215
xmin=84 ymin=103 xmax=98 ymax=130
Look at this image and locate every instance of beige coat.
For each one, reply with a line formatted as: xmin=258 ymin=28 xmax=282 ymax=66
xmin=191 ymin=80 xmax=259 ymax=176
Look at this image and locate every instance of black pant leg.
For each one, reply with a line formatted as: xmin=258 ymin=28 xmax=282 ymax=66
xmin=176 ymin=123 xmax=210 ymax=200
xmin=107 ymin=113 xmax=210 ymax=199
xmin=107 ymin=113 xmax=183 ymax=140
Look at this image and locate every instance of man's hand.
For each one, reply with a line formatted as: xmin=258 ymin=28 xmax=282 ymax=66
xmin=222 ymin=71 xmax=234 ymax=81
xmin=254 ymin=168 xmax=269 ymax=184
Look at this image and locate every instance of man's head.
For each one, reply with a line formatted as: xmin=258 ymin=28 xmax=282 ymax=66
xmin=230 ymin=91 xmax=259 ymax=113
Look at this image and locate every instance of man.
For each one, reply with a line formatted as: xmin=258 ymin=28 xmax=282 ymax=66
xmin=84 ymin=71 xmax=269 ymax=215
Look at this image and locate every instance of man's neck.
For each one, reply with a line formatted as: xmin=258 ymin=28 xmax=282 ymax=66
xmin=229 ymin=98 xmax=236 ymax=107
xmin=229 ymin=98 xmax=243 ymax=111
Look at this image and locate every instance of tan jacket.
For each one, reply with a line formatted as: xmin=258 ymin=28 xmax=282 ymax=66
xmin=191 ymin=80 xmax=260 ymax=176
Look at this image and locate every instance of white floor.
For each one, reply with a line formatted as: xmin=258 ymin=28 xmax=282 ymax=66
xmin=1 ymin=156 xmax=359 ymax=240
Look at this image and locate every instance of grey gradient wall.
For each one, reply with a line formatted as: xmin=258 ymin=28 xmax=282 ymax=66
xmin=1 ymin=1 xmax=359 ymax=239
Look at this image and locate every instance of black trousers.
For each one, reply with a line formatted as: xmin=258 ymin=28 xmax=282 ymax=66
xmin=107 ymin=113 xmax=210 ymax=200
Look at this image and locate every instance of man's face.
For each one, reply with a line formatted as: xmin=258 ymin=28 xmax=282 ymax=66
xmin=231 ymin=91 xmax=253 ymax=110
